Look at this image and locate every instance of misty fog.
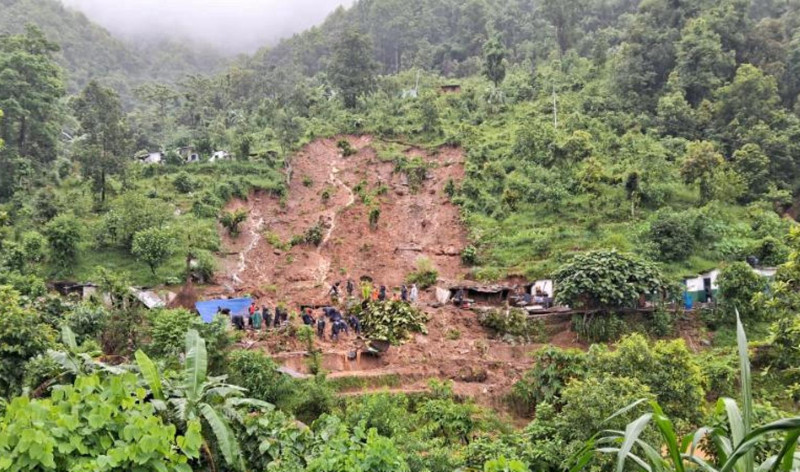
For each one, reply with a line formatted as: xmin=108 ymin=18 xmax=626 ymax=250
xmin=60 ymin=0 xmax=354 ymax=54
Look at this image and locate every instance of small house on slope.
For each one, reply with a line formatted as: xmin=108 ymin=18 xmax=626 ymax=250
xmin=136 ymin=151 xmax=164 ymax=165
xmin=445 ymin=281 xmax=516 ymax=305
xmin=210 ymin=150 xmax=231 ymax=162
xmin=178 ymin=146 xmax=201 ymax=163
xmin=683 ymin=269 xmax=720 ymax=304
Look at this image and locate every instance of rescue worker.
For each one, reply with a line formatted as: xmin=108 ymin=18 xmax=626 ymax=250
xmin=379 ymin=285 xmax=387 ymax=301
xmin=316 ymin=316 xmax=326 ymax=339
xmin=262 ymin=306 xmax=272 ymax=330
xmin=346 ymin=279 xmax=355 ymax=297
xmin=401 ymin=284 xmax=408 ymax=302
xmin=348 ymin=314 xmax=362 ymax=335
xmin=231 ymin=311 xmax=245 ymax=330
xmin=410 ymin=284 xmax=419 ymax=303
xmin=302 ymin=308 xmax=315 ymax=326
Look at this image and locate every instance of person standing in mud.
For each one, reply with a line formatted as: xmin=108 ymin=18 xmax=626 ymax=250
xmin=251 ymin=306 xmax=263 ymax=330
xmin=346 ymin=279 xmax=355 ymax=298
xmin=401 ymin=284 xmax=408 ymax=302
xmin=410 ymin=284 xmax=419 ymax=303
xmin=317 ymin=316 xmax=326 ymax=339
xmin=262 ymin=306 xmax=272 ymax=331
xmin=379 ymin=285 xmax=387 ymax=301
xmin=329 ymin=282 xmax=340 ymax=302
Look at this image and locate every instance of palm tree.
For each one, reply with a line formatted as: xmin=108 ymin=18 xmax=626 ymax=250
xmin=571 ymin=312 xmax=800 ymax=472
xmin=136 ymin=329 xmax=270 ymax=471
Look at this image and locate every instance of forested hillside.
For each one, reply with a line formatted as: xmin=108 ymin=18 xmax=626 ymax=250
xmin=0 ymin=0 xmax=227 ymax=99
xmin=3 ymin=0 xmax=800 ymax=470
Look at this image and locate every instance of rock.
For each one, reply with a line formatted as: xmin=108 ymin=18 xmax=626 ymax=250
xmin=274 ymin=250 xmax=282 ymax=256
xmin=395 ymin=189 xmax=406 ymax=196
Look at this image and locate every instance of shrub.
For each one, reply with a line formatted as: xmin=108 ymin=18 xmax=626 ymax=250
xmin=571 ymin=313 xmax=627 ymax=343
xmin=648 ymin=211 xmax=694 ymax=261
xmin=0 ymin=287 xmax=55 ymax=398
xmin=461 ymin=245 xmax=478 ymax=266
xmin=302 ymin=176 xmax=313 ymax=187
xmin=145 ymin=308 xmax=201 ymax=361
xmin=589 ymin=333 xmax=706 ymax=422
xmin=66 ymin=303 xmax=109 ymax=345
xmin=718 ymin=261 xmax=767 ymax=320
xmin=478 ymin=309 xmax=545 ymax=343
xmin=406 ymin=257 xmax=439 ymax=289
xmin=173 ymin=172 xmax=195 ymax=193
xmin=0 ymin=374 xmax=202 ymax=469
xmin=337 ymin=139 xmax=356 ymax=157
xmin=369 ymin=207 xmax=381 ymax=230
xmin=648 ymin=306 xmax=675 ymax=337
xmin=226 ymin=350 xmax=296 ymax=405
xmin=43 ymin=213 xmax=82 ymax=269
xmin=20 ymin=231 xmax=47 ymax=265
xmin=509 ymin=346 xmax=587 ymax=416
xmin=219 ymin=208 xmax=248 ymax=237
xmin=303 ymin=223 xmax=325 ymax=247
xmin=356 ymin=300 xmax=428 ymax=345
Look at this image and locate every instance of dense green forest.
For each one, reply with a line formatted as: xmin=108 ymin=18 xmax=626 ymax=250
xmin=2 ymin=0 xmax=800 ymax=470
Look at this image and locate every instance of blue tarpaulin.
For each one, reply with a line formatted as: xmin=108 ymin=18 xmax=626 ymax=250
xmin=195 ymin=298 xmax=252 ymax=323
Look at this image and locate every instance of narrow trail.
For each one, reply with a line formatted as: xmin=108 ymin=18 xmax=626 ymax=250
xmin=314 ymin=155 xmax=357 ymax=289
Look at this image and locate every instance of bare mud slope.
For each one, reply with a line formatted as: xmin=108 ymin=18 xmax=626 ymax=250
xmin=215 ymin=136 xmax=468 ymax=304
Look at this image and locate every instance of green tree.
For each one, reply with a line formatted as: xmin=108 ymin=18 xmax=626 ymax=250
xmin=0 ymin=26 xmax=64 ymax=201
xmin=0 ymin=286 xmax=55 ymax=398
xmin=590 ymin=334 xmax=706 ymax=422
xmin=328 ymin=29 xmax=378 ymax=109
xmin=648 ymin=212 xmax=694 ymax=262
xmin=674 ymin=17 xmax=735 ymax=105
xmin=43 ymin=212 xmax=82 ymax=270
xmin=72 ymin=80 xmax=130 ymax=203
xmin=483 ymin=34 xmax=506 ymax=87
xmin=731 ymin=143 xmax=769 ymax=202
xmin=132 ymin=227 xmax=177 ymax=275
xmin=680 ymin=141 xmax=724 ymax=203
xmin=718 ymin=262 xmax=767 ymax=320
xmin=553 ymin=250 xmax=664 ymax=311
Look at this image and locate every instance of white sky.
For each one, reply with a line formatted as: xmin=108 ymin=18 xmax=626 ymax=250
xmin=60 ymin=0 xmax=354 ymax=54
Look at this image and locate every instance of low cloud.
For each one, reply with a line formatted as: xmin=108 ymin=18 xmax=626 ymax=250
xmin=60 ymin=0 xmax=353 ymax=54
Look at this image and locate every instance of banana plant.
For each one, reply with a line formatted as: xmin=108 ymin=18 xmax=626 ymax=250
xmin=136 ymin=329 xmax=271 ymax=471
xmin=570 ymin=311 xmax=800 ymax=472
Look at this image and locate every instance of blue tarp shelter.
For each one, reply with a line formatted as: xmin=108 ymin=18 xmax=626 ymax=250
xmin=195 ymin=298 xmax=252 ymax=323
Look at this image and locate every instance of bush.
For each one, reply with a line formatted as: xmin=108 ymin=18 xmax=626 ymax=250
xmin=66 ymin=303 xmax=109 ymax=345
xmin=219 ymin=208 xmax=248 ymax=237
xmin=303 ymin=223 xmax=325 ymax=247
xmin=337 ymin=139 xmax=356 ymax=157
xmin=0 ymin=287 xmax=55 ymax=398
xmin=461 ymin=245 xmax=478 ymax=266
xmin=369 ymin=207 xmax=381 ymax=230
xmin=43 ymin=213 xmax=82 ymax=269
xmin=356 ymin=300 xmax=428 ymax=344
xmin=172 ymin=172 xmax=195 ymax=193
xmin=718 ymin=261 xmax=767 ymax=320
xmin=406 ymin=257 xmax=439 ymax=289
xmin=648 ymin=306 xmax=675 ymax=337
xmin=589 ymin=334 xmax=706 ymax=422
xmin=226 ymin=350 xmax=296 ymax=406
xmin=571 ymin=313 xmax=627 ymax=342
xmin=648 ymin=212 xmax=694 ymax=261
xmin=509 ymin=346 xmax=587 ymax=416
xmin=478 ymin=309 xmax=545 ymax=343
xmin=20 ymin=231 xmax=47 ymax=265
xmin=145 ymin=308 xmax=202 ymax=361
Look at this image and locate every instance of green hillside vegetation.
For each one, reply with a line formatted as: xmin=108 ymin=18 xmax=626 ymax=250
xmin=0 ymin=0 xmax=227 ymax=101
xmin=2 ymin=0 xmax=800 ymax=470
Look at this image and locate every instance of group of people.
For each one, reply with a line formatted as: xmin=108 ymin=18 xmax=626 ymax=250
xmin=302 ymin=306 xmax=362 ymax=342
xmin=329 ymin=279 xmax=420 ymax=304
xmin=222 ymin=304 xmax=290 ymax=331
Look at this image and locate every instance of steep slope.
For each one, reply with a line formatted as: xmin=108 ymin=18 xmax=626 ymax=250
xmin=214 ymin=136 xmax=468 ymax=304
